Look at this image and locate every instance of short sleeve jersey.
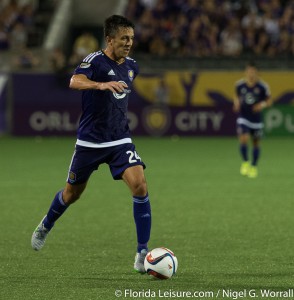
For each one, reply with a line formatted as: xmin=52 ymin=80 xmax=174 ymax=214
xmin=74 ymin=50 xmax=139 ymax=145
xmin=235 ymin=79 xmax=270 ymax=125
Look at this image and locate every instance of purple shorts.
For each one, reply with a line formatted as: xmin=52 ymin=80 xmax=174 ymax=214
xmin=237 ymin=124 xmax=263 ymax=139
xmin=67 ymin=143 xmax=146 ymax=185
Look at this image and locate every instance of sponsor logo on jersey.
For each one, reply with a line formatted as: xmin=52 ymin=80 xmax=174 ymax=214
xmin=79 ymin=62 xmax=91 ymax=68
xmin=113 ymin=80 xmax=131 ymax=99
xmin=245 ymin=93 xmax=255 ymax=104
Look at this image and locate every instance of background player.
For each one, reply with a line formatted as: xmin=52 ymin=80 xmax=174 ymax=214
xmin=31 ymin=15 xmax=151 ymax=273
xmin=233 ymin=62 xmax=272 ymax=178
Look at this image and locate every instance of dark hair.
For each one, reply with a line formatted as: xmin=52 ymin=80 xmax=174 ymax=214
xmin=104 ymin=15 xmax=135 ymax=38
xmin=246 ymin=60 xmax=258 ymax=69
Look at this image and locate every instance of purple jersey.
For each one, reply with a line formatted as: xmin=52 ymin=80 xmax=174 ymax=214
xmin=235 ymin=79 xmax=270 ymax=129
xmin=73 ymin=50 xmax=139 ymax=147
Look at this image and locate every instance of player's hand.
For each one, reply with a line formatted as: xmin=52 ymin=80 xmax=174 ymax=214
xmin=98 ymin=81 xmax=128 ymax=93
xmin=252 ymin=102 xmax=266 ymax=113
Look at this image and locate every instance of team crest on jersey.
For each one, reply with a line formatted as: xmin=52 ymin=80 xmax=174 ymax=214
xmin=68 ymin=171 xmax=76 ymax=182
xmin=128 ymin=70 xmax=134 ymax=81
xmin=79 ymin=62 xmax=91 ymax=68
xmin=254 ymin=87 xmax=260 ymax=94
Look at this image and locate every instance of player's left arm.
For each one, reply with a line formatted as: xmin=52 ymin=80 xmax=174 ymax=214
xmin=252 ymin=96 xmax=272 ymax=112
xmin=253 ymin=82 xmax=272 ymax=112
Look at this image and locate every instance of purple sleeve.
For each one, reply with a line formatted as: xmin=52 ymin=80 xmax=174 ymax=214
xmin=133 ymin=62 xmax=139 ymax=79
xmin=74 ymin=62 xmax=94 ymax=79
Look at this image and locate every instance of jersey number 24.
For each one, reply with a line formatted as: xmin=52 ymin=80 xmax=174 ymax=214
xmin=126 ymin=151 xmax=141 ymax=163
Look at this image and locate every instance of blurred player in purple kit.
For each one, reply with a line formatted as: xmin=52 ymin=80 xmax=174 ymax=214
xmin=233 ymin=61 xmax=272 ymax=178
xmin=31 ymin=15 xmax=151 ymax=273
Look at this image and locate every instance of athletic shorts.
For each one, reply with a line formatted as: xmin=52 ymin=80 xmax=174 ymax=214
xmin=67 ymin=143 xmax=146 ymax=185
xmin=237 ymin=124 xmax=263 ymax=139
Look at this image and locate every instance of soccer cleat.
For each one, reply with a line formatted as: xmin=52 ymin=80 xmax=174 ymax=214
xmin=31 ymin=216 xmax=49 ymax=251
xmin=240 ymin=161 xmax=250 ymax=176
xmin=248 ymin=166 xmax=258 ymax=178
xmin=134 ymin=249 xmax=148 ymax=273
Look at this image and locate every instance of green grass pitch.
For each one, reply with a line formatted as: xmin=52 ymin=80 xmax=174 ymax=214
xmin=0 ymin=136 xmax=293 ymax=300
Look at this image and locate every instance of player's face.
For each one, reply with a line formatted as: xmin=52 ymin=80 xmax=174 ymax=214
xmin=108 ymin=27 xmax=134 ymax=60
xmin=245 ymin=66 xmax=258 ymax=83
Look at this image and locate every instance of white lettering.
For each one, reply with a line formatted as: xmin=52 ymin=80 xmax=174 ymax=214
xmin=29 ymin=111 xmax=78 ymax=131
xmin=198 ymin=112 xmax=208 ymax=130
xmin=265 ymin=109 xmax=283 ymax=131
xmin=265 ymin=108 xmax=294 ymax=133
xmin=249 ymin=290 xmax=256 ymax=297
xmin=175 ymin=111 xmax=224 ymax=132
xmin=211 ymin=112 xmax=224 ymax=130
xmin=260 ymin=289 xmax=293 ymax=298
xmin=222 ymin=289 xmax=246 ymax=299
xmin=124 ymin=289 xmax=156 ymax=298
xmin=285 ymin=114 xmax=294 ymax=132
xmin=29 ymin=111 xmax=47 ymax=131
xmin=175 ymin=111 xmax=189 ymax=131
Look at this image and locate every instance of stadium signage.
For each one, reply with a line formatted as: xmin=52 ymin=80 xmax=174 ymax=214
xmin=29 ymin=111 xmax=79 ymax=131
xmin=10 ymin=73 xmax=235 ymax=136
xmin=136 ymin=105 xmax=231 ymax=136
xmin=175 ymin=111 xmax=224 ymax=131
xmin=10 ymin=73 xmax=294 ymax=137
xmin=265 ymin=107 xmax=294 ymax=134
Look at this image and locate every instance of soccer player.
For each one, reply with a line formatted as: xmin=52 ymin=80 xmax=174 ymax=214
xmin=31 ymin=15 xmax=151 ymax=273
xmin=233 ymin=61 xmax=272 ymax=178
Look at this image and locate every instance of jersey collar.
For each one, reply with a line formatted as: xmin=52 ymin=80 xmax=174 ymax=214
xmin=102 ymin=50 xmax=125 ymax=65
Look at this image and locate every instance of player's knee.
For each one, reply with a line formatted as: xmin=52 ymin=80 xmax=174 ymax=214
xmin=132 ymin=178 xmax=148 ymax=197
xmin=253 ymin=140 xmax=260 ymax=147
xmin=63 ymin=188 xmax=82 ymax=204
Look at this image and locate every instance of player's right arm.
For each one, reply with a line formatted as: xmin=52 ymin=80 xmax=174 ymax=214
xmin=69 ymin=74 xmax=128 ymax=93
xmin=233 ymin=94 xmax=240 ymax=112
xmin=233 ymin=81 xmax=242 ymax=113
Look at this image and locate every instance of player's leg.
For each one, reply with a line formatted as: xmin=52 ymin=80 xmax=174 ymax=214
xmin=238 ymin=125 xmax=250 ymax=175
xmin=248 ymin=133 xmax=261 ymax=178
xmin=122 ymin=165 xmax=151 ymax=273
xmin=122 ymin=165 xmax=150 ymax=251
xmin=31 ymin=145 xmax=98 ymax=251
xmin=31 ymin=182 xmax=87 ymax=251
xmin=252 ymin=137 xmax=261 ymax=166
xmin=108 ymin=143 xmax=151 ymax=273
xmin=43 ymin=182 xmax=87 ymax=229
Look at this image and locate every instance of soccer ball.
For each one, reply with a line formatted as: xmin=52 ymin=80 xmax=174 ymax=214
xmin=144 ymin=247 xmax=178 ymax=279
